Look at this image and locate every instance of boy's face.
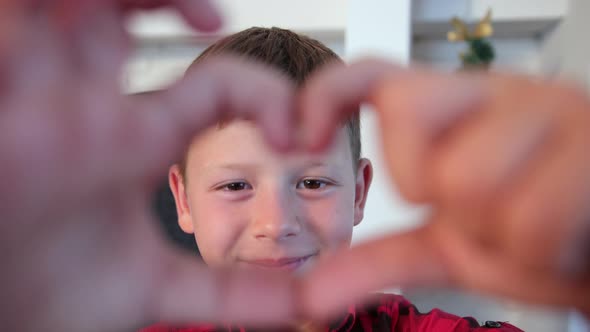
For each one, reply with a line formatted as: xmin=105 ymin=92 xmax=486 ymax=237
xmin=169 ymin=121 xmax=372 ymax=274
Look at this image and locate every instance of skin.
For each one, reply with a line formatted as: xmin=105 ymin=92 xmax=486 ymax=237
xmin=169 ymin=121 xmax=373 ymax=276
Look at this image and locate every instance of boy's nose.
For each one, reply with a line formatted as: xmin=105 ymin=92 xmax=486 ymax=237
xmin=250 ymin=189 xmax=302 ymax=241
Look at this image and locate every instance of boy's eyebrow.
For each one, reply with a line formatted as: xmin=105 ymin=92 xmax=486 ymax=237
xmin=210 ymin=161 xmax=329 ymax=169
xmin=301 ymin=161 xmax=330 ymax=169
xmin=204 ymin=163 xmax=261 ymax=172
xmin=202 ymin=161 xmax=339 ymax=174
xmin=297 ymin=161 xmax=344 ymax=175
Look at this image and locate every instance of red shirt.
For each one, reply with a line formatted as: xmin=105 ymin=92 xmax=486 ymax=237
xmin=140 ymin=294 xmax=523 ymax=332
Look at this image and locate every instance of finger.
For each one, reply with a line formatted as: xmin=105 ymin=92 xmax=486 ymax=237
xmin=0 ymin=1 xmax=27 ymax=69
xmin=432 ymin=80 xmax=555 ymax=206
xmin=171 ymin=0 xmax=222 ymax=32
xmin=2 ymin=1 xmax=126 ymax=100
xmin=437 ymin=220 xmax=590 ymax=312
xmin=370 ymin=72 xmax=485 ymax=201
xmin=150 ymin=248 xmax=298 ymax=326
xmin=72 ymin=57 xmax=294 ymax=192
xmin=118 ymin=56 xmax=295 ymax=181
xmin=498 ymin=92 xmax=590 ymax=275
xmin=426 ymin=77 xmax=557 ymax=242
xmin=0 ymin=57 xmax=294 ymax=218
xmin=42 ymin=0 xmax=220 ymax=37
xmin=298 ymin=58 xmax=403 ymax=151
xmin=299 ymin=225 xmax=450 ymax=321
xmin=0 ymin=2 xmax=70 ymax=100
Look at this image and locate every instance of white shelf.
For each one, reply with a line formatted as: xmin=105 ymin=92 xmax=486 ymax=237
xmin=413 ymin=18 xmax=561 ymax=40
xmin=412 ymin=0 xmax=566 ymax=40
xmin=413 ymin=0 xmax=568 ymax=22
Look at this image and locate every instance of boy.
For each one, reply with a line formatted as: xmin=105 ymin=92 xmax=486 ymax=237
xmin=143 ymin=27 xmax=521 ymax=332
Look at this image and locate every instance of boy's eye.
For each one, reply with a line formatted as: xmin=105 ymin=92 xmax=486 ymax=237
xmin=297 ymin=179 xmax=328 ymax=190
xmin=220 ymin=182 xmax=252 ymax=191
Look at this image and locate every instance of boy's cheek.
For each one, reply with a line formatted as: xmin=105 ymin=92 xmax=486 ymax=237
xmin=306 ymin=202 xmax=355 ymax=248
xmin=193 ymin=214 xmax=245 ymax=266
xmin=195 ymin=233 xmax=237 ymax=267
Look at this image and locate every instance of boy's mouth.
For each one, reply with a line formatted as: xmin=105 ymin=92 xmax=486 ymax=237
xmin=238 ymin=253 xmax=317 ymax=271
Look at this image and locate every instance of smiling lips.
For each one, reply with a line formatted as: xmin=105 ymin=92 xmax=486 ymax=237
xmin=241 ymin=254 xmax=316 ymax=271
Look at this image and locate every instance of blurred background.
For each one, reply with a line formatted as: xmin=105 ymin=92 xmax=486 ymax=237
xmin=125 ymin=1 xmax=590 ymax=331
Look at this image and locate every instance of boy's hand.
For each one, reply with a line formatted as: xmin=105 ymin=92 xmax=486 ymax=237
xmin=0 ymin=1 xmax=298 ymax=331
xmin=297 ymin=59 xmax=590 ymax=319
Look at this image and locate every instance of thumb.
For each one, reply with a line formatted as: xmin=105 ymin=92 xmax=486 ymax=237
xmin=298 ymin=225 xmax=450 ymax=321
xmin=149 ymin=248 xmax=300 ymax=326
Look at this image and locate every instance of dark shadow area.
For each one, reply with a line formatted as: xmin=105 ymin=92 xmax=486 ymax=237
xmin=152 ymin=179 xmax=201 ymax=256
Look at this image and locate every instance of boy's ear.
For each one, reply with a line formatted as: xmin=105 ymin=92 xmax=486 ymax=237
xmin=354 ymin=158 xmax=373 ymax=226
xmin=168 ymin=165 xmax=194 ymax=234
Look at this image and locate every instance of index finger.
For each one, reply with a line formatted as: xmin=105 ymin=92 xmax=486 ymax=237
xmin=298 ymin=224 xmax=450 ymax=321
xmin=0 ymin=56 xmax=295 ymax=216
xmin=299 ymin=60 xmax=485 ymax=201
xmin=298 ymin=58 xmax=403 ymax=151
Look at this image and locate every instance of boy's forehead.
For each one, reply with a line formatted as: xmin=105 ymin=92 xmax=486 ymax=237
xmin=186 ymin=120 xmax=351 ymax=167
xmin=189 ymin=120 xmax=265 ymax=152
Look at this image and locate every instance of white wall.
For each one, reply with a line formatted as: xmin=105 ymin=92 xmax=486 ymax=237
xmin=124 ymin=36 xmax=345 ymax=93
xmin=540 ymin=0 xmax=590 ymax=92
xmin=125 ymin=43 xmax=203 ymax=93
xmin=127 ymin=0 xmax=346 ymax=39
xmin=345 ymin=0 xmax=421 ymax=246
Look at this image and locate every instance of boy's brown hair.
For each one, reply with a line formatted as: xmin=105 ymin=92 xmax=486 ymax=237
xmin=182 ymin=27 xmax=361 ymax=173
